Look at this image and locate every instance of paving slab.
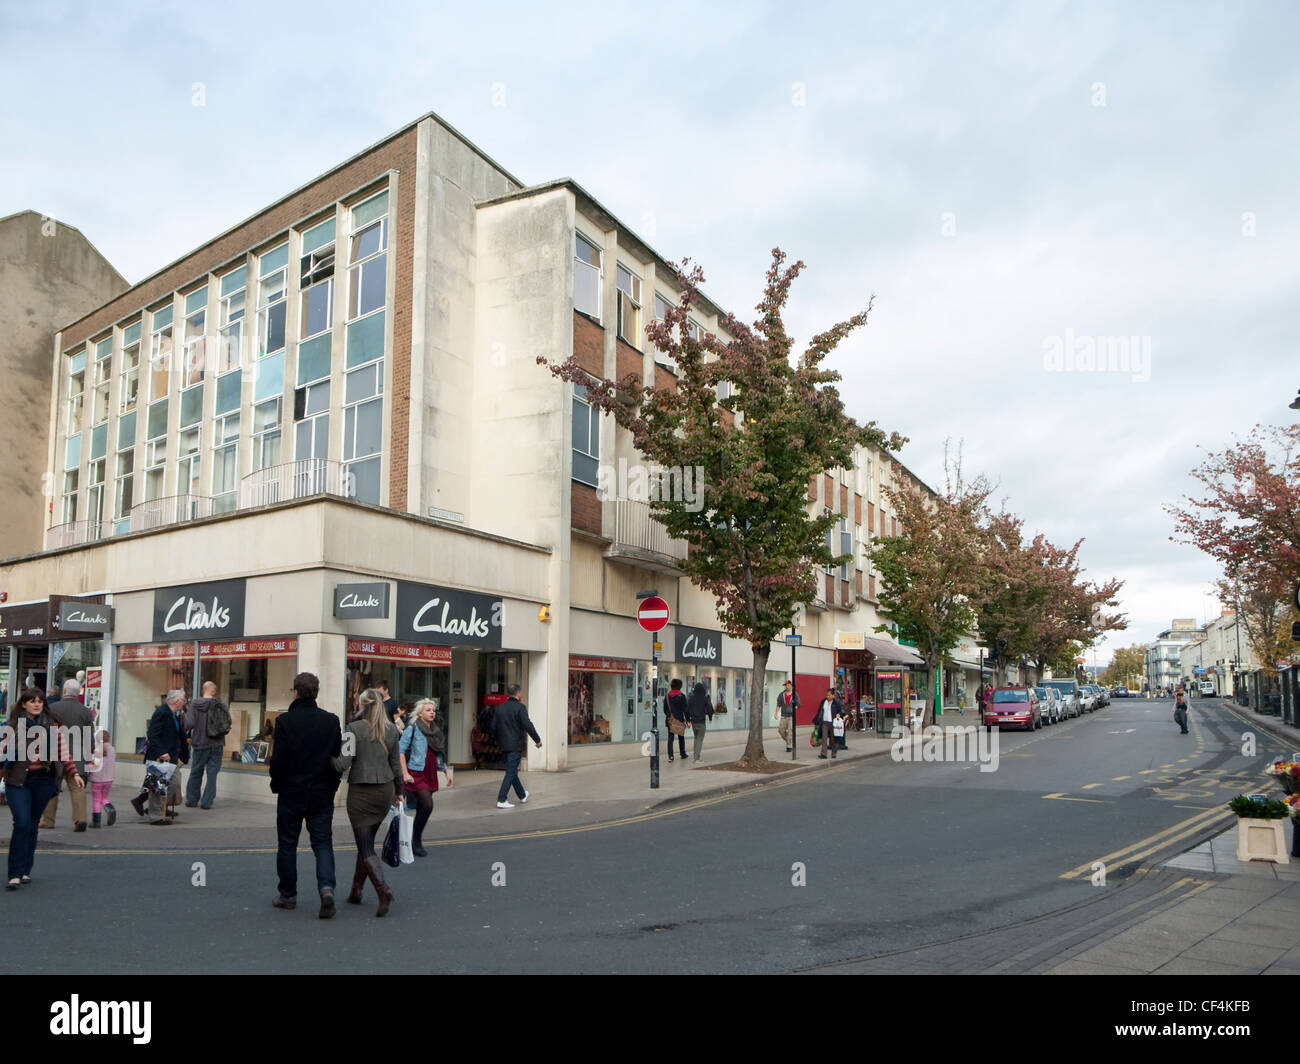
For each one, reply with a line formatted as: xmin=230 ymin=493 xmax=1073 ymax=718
xmin=1046 ymin=958 xmax=1145 ymax=975
xmin=1152 ymin=957 xmax=1260 ymax=975
xmin=1182 ymin=937 xmax=1286 ymax=969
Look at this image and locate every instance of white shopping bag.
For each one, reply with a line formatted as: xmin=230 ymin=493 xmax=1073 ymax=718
xmin=832 ymin=717 xmax=845 ymax=738
xmin=397 ymin=799 xmax=415 ymax=865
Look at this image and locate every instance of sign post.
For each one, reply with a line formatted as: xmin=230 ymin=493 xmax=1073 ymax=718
xmin=637 ymin=594 xmax=669 ymax=790
xmin=785 ymin=631 xmax=801 ymax=760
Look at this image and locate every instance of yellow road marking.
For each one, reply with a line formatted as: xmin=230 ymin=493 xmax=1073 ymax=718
xmin=1081 ymin=783 xmax=1104 ymax=789
xmin=1112 ymin=775 xmax=1131 ymax=781
xmin=1060 ymin=804 xmax=1231 ymax=879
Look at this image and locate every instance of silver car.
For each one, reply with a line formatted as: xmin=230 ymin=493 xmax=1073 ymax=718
xmin=1034 ymin=687 xmax=1063 ymax=724
xmin=1042 ymin=679 xmax=1081 ymax=718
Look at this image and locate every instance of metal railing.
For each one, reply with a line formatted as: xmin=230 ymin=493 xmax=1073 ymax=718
xmin=602 ymin=498 xmax=687 ymax=561
xmin=129 ymin=493 xmax=212 ymax=531
xmin=239 ymin=458 xmax=349 ymax=509
xmin=44 ymin=519 xmax=111 ymax=550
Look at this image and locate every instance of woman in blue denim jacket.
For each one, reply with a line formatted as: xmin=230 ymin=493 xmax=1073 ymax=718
xmin=399 ymin=699 xmax=443 ymax=857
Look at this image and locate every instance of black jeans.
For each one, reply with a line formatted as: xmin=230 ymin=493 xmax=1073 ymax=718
xmin=276 ymin=791 xmax=336 ymax=899
xmin=665 ymin=727 xmax=686 ymax=759
xmin=497 ymin=751 xmax=527 ymax=803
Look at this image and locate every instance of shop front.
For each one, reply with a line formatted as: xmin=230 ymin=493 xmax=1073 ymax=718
xmin=0 ymin=595 xmax=112 ymax=716
xmin=832 ymin=631 xmax=925 ymax=732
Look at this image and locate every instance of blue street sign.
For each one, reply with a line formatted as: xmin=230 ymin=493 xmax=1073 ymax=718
xmin=784 ymin=634 xmax=802 ymax=646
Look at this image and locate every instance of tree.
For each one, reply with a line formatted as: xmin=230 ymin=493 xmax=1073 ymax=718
xmin=541 ymin=250 xmax=904 ymax=767
xmin=1216 ymin=570 xmax=1296 ymax=678
xmin=1102 ymin=645 xmax=1146 ymax=688
xmin=872 ymin=451 xmax=992 ymax=727
xmin=1026 ymin=535 xmax=1126 ymax=684
xmin=971 ymin=511 xmax=1043 ymax=686
xmin=1050 ymin=641 xmax=1084 ymax=681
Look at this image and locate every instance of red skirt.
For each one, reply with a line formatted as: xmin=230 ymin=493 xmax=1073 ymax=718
xmin=405 ymin=756 xmax=440 ymax=793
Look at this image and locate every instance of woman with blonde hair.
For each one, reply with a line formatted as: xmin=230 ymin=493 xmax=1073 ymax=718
xmin=399 ymin=698 xmax=444 ymax=857
xmin=333 ymin=688 xmax=402 ymax=916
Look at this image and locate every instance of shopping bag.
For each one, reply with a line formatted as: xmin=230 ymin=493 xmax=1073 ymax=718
xmin=832 ymin=717 xmax=845 ymax=738
xmin=397 ymin=800 xmax=415 ymax=865
xmin=811 ymin=724 xmax=821 ymax=747
xmin=381 ymin=808 xmax=402 ymax=868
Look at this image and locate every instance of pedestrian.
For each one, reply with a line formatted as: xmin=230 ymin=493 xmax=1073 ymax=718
xmin=379 ymin=681 xmax=398 ymax=722
xmin=394 ymin=699 xmax=414 ymax=734
xmin=814 ymin=687 xmax=844 ymax=759
xmin=182 ymin=681 xmax=229 ymax=810
xmin=663 ymin=678 xmax=688 ymax=763
xmin=131 ymin=690 xmax=188 ymax=824
xmin=4 ymin=687 xmax=84 ymax=890
xmin=86 ymin=729 xmax=116 ymax=828
xmin=269 ymin=672 xmax=344 ymax=918
xmin=1174 ymin=686 xmax=1190 ymax=734
xmin=976 ymin=682 xmax=987 ymax=720
xmin=38 ymin=678 xmax=93 ymax=832
xmin=399 ymin=698 xmax=442 ymax=857
xmin=334 ymin=688 xmax=401 ymax=915
xmin=686 ymin=681 xmax=714 ymax=762
xmin=775 ymin=680 xmax=799 ymax=752
xmin=494 ymin=683 xmax=542 ymax=808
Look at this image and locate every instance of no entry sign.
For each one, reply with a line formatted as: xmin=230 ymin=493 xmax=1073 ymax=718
xmin=637 ymin=596 xmax=670 ymax=632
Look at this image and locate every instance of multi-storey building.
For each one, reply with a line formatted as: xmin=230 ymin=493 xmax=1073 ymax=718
xmin=1144 ymin=619 xmax=1201 ymax=693
xmin=0 ymin=112 xmax=940 ymax=799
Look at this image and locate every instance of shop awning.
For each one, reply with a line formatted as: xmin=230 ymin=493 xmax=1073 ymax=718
xmin=861 ymin=636 xmax=924 ymax=666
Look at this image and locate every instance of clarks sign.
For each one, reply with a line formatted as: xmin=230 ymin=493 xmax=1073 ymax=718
xmin=333 ymin=582 xmax=390 ymax=619
xmin=55 ymin=602 xmax=114 ymax=634
xmin=395 ymin=582 xmax=502 ymax=649
xmin=674 ymin=625 xmax=721 ymax=664
xmin=152 ymin=580 xmax=246 ymax=642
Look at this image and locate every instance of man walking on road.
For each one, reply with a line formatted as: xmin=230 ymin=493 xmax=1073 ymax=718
xmin=814 ymin=688 xmax=843 ymax=760
xmin=686 ymin=681 xmax=713 ymax=762
xmin=1174 ymin=686 xmax=1190 ymax=734
xmin=775 ymin=681 xmax=799 ymax=752
xmin=183 ymin=681 xmax=228 ymax=809
xmin=268 ymin=672 xmax=343 ymax=918
xmin=494 ymin=684 xmax=541 ymax=809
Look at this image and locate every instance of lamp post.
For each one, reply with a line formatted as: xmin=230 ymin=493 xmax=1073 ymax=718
xmin=637 ymin=588 xmax=661 ymax=789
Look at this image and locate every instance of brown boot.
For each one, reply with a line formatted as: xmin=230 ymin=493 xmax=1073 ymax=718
xmin=363 ymin=856 xmax=393 ymax=917
xmin=346 ymin=856 xmax=366 ymax=905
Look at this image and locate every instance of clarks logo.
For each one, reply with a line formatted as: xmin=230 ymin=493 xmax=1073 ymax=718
xmin=66 ymin=609 xmax=109 ymax=626
xmin=680 ymin=633 xmax=718 ymax=660
xmin=338 ymin=593 xmax=381 ymax=609
xmin=163 ymin=596 xmax=232 ymax=633
xmin=413 ymin=597 xmax=490 ymax=639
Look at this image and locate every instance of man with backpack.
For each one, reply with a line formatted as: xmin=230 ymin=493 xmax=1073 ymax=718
xmin=183 ymin=681 xmax=231 ymax=809
xmin=1173 ymin=686 xmax=1190 ymax=734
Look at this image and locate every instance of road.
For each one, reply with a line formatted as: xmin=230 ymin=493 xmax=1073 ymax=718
xmin=7 ymin=695 xmax=1287 ymax=973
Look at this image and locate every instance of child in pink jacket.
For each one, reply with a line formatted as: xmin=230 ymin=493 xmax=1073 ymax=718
xmin=87 ymin=730 xmax=117 ymax=827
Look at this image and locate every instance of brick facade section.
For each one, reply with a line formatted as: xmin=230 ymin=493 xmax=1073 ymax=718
xmin=840 ymin=484 xmax=848 ymax=514
xmin=855 ymin=570 xmax=863 ymax=596
xmin=825 ymin=573 xmax=834 ymax=604
xmin=387 ymin=134 xmax=419 ymax=511
xmin=653 ymin=364 xmax=678 ymax=393
xmin=614 ymin=338 xmax=642 ymax=385
xmin=854 ymin=492 xmax=862 ymax=526
xmin=841 ymin=580 xmax=850 ymax=607
xmin=573 ymin=312 xmax=604 ymax=377
xmin=869 ymin=574 xmax=876 ymax=599
xmin=868 ymin=501 xmax=875 ymax=532
xmin=823 ymin=475 xmax=834 ymax=509
xmin=571 ymin=481 xmax=602 ymax=535
xmin=808 ymin=477 xmax=817 ymax=502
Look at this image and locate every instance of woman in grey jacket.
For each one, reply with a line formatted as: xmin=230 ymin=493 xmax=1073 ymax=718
xmin=333 ymin=688 xmax=402 ymax=916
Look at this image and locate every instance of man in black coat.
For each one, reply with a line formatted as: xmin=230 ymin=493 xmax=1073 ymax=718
xmin=133 ymin=690 xmax=189 ymax=824
xmin=40 ymin=678 xmax=95 ymax=831
xmin=269 ymin=672 xmax=342 ymax=917
xmin=493 ymin=684 xmax=541 ymax=808
xmin=812 ymin=688 xmax=844 ymax=759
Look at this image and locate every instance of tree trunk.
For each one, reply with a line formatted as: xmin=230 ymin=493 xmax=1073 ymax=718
xmin=924 ymin=656 xmax=940 ymax=728
xmin=740 ymin=642 xmax=770 ymax=766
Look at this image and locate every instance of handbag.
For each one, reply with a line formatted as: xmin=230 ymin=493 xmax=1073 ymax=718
xmin=381 ymin=805 xmax=402 ymax=868
xmin=397 ymin=799 xmax=415 ymax=865
xmin=811 ymin=724 xmax=821 ymax=746
xmin=669 ymin=717 xmax=686 ymax=736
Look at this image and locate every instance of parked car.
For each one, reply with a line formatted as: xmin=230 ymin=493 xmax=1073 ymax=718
xmin=1199 ymin=681 xmax=1217 ymax=697
xmin=984 ymin=686 xmax=1041 ymax=731
xmin=1034 ymin=686 xmax=1063 ymax=724
xmin=1042 ymin=679 xmax=1082 ymax=718
xmin=1087 ymin=684 xmax=1108 ymax=708
xmin=1077 ymin=686 xmax=1097 ymax=713
xmin=1112 ymin=686 xmax=1129 ymax=698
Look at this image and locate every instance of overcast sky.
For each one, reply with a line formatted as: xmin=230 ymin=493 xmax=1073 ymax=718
xmin=3 ymin=0 xmax=1296 ymax=663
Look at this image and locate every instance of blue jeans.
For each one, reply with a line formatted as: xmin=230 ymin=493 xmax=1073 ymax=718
xmin=7 ymin=773 xmax=59 ymax=879
xmin=276 ymin=792 xmax=336 ymax=899
xmin=497 ymin=751 xmax=526 ymax=803
xmin=186 ymin=745 xmax=223 ymax=808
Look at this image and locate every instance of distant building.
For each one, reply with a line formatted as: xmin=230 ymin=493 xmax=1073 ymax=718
xmin=0 ymin=211 xmax=128 ymax=557
xmin=1144 ymin=620 xmax=1202 ymax=692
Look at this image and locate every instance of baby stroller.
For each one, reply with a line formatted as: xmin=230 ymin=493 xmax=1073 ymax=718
xmin=141 ymin=761 xmax=179 ymax=822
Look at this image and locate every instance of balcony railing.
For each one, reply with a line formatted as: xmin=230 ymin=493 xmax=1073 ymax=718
xmin=129 ymin=493 xmax=212 ymax=531
xmin=44 ymin=519 xmax=111 ymax=550
xmin=602 ymin=498 xmax=687 ymax=570
xmin=240 ymin=459 xmax=350 ymax=509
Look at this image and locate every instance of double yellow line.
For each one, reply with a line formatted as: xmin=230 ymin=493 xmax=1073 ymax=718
xmin=1060 ymin=804 xmax=1233 ymax=880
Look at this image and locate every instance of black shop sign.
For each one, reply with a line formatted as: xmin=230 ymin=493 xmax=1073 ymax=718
xmin=674 ymin=625 xmax=722 ymax=664
xmin=152 ymin=579 xmax=246 ymax=641
xmin=395 ymin=581 xmax=502 ymax=649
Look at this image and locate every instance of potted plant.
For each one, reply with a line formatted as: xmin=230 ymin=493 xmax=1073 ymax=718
xmin=1266 ymin=758 xmax=1300 ymax=856
xmin=1230 ymin=793 xmax=1291 ymax=864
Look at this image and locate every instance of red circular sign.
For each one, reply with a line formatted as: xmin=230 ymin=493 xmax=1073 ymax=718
xmin=637 ymin=596 xmax=670 ymax=632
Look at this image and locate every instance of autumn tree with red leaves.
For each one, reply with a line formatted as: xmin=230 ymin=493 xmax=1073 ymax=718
xmin=540 ymin=250 xmax=903 ymax=767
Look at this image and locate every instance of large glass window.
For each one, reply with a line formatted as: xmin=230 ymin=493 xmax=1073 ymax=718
xmin=66 ymin=351 xmax=85 ymax=435
xmin=183 ymin=286 xmax=207 ymax=387
xmin=343 ymin=360 xmax=382 ymax=504
xmin=212 ymin=412 xmax=240 ymax=514
xmin=92 ymin=337 xmax=112 ymax=425
xmin=300 ymin=217 xmax=335 ymax=340
xmin=293 ymin=379 xmax=330 ymax=465
xmin=218 ymin=266 xmax=247 ymax=372
xmin=571 ymin=383 xmax=600 ymax=487
xmin=253 ymin=398 xmax=282 ymax=471
xmin=574 ymin=234 xmax=601 ymax=319
xmin=114 ymin=449 xmax=134 ymax=525
xmin=349 ymin=194 xmax=388 ymax=320
xmin=61 ymin=469 xmax=78 ymax=525
xmin=616 ymin=264 xmax=641 ymax=348
xmin=568 ymin=661 xmax=635 ymax=745
xmin=652 ymin=292 xmax=677 ymax=372
xmin=177 ymin=426 xmax=201 ymax=500
xmin=87 ymin=457 xmax=106 ymax=532
xmin=840 ymin=517 xmax=853 ymax=582
xmin=120 ymin=322 xmax=141 ymax=413
xmin=257 ymin=245 xmax=288 ymax=358
xmin=149 ymin=305 xmax=174 ymax=401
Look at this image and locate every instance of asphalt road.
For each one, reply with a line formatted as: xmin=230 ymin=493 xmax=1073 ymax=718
xmin=8 ymin=696 xmax=1287 ymax=974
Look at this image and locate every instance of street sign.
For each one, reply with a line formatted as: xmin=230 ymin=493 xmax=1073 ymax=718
xmin=1194 ymin=667 xmax=1206 ymax=675
xmin=784 ymin=634 xmax=802 ymax=646
xmin=637 ymin=596 xmax=669 ymax=633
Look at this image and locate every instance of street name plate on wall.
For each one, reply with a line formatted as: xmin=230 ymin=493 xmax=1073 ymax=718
xmin=395 ymin=581 xmax=502 ymax=649
xmin=56 ymin=601 xmax=115 ymax=633
xmin=674 ymin=625 xmax=722 ymax=664
xmin=333 ymin=582 xmax=390 ymax=619
xmin=152 ymin=579 xmax=247 ymax=641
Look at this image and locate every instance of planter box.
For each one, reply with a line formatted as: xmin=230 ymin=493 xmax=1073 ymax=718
xmin=1236 ymin=817 xmax=1290 ymax=864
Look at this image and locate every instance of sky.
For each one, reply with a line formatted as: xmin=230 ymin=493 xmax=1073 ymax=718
xmin=3 ymin=0 xmax=1296 ymax=663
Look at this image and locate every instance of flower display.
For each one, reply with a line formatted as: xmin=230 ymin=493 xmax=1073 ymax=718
xmin=1267 ymin=759 xmax=1300 ymax=795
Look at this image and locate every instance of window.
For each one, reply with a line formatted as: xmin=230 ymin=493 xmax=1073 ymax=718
xmin=257 ymin=245 xmax=288 ymax=358
xmin=652 ymin=292 xmax=676 ymax=372
xmin=253 ymin=398 xmax=282 ymax=471
xmin=114 ymin=413 xmax=135 ymax=523
xmin=616 ymin=264 xmax=641 ymax=348
xmin=300 ymin=217 xmax=335 ymax=340
xmin=212 ymin=412 xmax=239 ymax=514
xmin=62 ymin=470 xmax=78 ymax=525
xmin=177 ymin=427 xmax=201 ymax=501
xmin=574 ymin=234 xmax=602 ymax=319
xmin=218 ymin=266 xmax=246 ymax=372
xmin=349 ymin=193 xmax=388 ymax=320
xmin=92 ymin=337 xmax=112 ymax=424
xmin=716 ymin=378 xmax=732 ymax=404
xmin=66 ymin=351 xmax=86 ymax=435
xmin=149 ymin=304 xmax=174 ymax=401
xmin=571 ymin=383 xmax=600 ymax=487
xmin=343 ymin=361 xmax=383 ymax=504
xmin=293 ymin=380 xmax=330 ymax=463
xmin=144 ymin=438 xmax=166 ymax=502
xmin=120 ymin=322 xmax=141 ymax=413
xmin=87 ymin=457 xmax=106 ymax=532
xmin=183 ymin=287 xmax=207 ymax=387
xmin=840 ymin=518 xmax=853 ymax=582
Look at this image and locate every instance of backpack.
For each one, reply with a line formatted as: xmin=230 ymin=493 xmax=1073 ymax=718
xmin=206 ymin=700 xmax=233 ymax=739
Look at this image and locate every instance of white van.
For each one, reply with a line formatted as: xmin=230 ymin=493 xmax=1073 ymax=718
xmin=1198 ymin=680 xmax=1216 ymax=697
